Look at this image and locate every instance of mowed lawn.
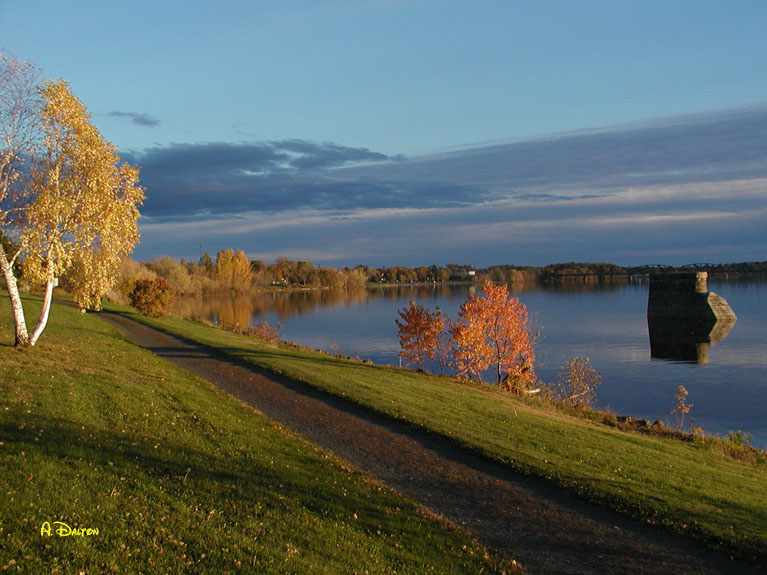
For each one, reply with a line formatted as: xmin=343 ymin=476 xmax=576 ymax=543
xmin=124 ymin=306 xmax=767 ymax=563
xmin=0 ymin=296 xmax=516 ymax=574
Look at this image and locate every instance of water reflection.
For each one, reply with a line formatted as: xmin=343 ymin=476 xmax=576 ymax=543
xmin=174 ymin=279 xmax=644 ymax=324
xmin=538 ymin=275 xmax=646 ymax=293
xmin=647 ymin=316 xmax=737 ymax=363
xmin=174 ymin=287 xmax=371 ymax=325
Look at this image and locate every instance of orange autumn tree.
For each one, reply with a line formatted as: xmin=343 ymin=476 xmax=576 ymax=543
xmin=395 ymin=301 xmax=447 ymax=372
xmin=450 ymin=281 xmax=535 ymax=390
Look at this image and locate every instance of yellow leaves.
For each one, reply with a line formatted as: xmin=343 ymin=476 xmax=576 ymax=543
xmin=394 ymin=283 xmax=536 ymax=387
xmin=2 ymin=57 xmax=144 ymax=342
xmin=21 ymin=80 xmax=144 ymax=309
xmin=214 ymin=249 xmax=253 ymax=292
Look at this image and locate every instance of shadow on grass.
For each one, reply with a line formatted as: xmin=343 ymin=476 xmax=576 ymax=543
xmin=0 ymin=412 xmax=389 ymax=524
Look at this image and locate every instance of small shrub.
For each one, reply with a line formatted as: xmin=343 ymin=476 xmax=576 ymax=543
xmin=554 ymin=357 xmax=601 ymax=408
xmin=218 ymin=320 xmax=283 ymax=344
xmin=707 ymin=431 xmax=764 ymax=463
xmin=726 ymin=430 xmax=752 ymax=447
xmin=670 ymin=385 xmax=693 ymax=431
xmin=244 ymin=321 xmax=283 ymax=343
xmin=129 ymin=278 xmax=175 ymax=317
xmin=501 ymin=372 xmax=536 ymax=394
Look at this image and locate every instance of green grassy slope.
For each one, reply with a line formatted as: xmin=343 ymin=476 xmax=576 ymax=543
xmin=123 ymin=309 xmax=767 ymax=562
xmin=0 ymin=296 xmax=514 ymax=574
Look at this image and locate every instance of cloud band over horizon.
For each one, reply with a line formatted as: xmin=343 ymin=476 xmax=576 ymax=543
xmin=131 ymin=105 xmax=767 ymax=267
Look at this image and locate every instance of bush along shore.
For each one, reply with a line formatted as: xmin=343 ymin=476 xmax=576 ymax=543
xmin=115 ymin=303 xmax=767 ymax=563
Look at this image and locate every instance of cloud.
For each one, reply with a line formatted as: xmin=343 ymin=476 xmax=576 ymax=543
xmin=130 ymin=103 xmax=767 ymax=220
xmin=136 ymin=177 xmax=767 ymax=267
xmin=127 ymin=140 xmax=481 ymax=217
xmin=131 ymin=104 xmax=767 ymax=266
xmin=108 ymin=111 xmax=160 ymax=127
xmin=339 ymin=103 xmax=767 ymax=192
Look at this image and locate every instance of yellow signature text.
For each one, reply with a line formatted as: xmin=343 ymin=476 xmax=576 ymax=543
xmin=40 ymin=522 xmax=99 ymax=537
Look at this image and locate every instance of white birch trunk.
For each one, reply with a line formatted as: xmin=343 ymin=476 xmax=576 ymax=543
xmin=0 ymin=248 xmax=30 ymax=347
xmin=29 ymin=278 xmax=55 ymax=346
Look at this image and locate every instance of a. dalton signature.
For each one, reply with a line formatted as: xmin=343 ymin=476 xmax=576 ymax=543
xmin=40 ymin=522 xmax=99 ymax=537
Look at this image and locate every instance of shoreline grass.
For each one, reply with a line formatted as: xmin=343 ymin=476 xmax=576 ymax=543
xmin=0 ymin=296 xmax=516 ymax=574
xmin=112 ymin=304 xmax=767 ymax=563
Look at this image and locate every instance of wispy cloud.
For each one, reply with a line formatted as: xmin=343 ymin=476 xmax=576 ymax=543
xmin=108 ymin=110 xmax=160 ymax=127
xmin=340 ymin=103 xmax=767 ymax=192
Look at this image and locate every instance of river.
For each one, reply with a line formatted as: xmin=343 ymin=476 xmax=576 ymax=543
xmin=174 ymin=276 xmax=767 ymax=449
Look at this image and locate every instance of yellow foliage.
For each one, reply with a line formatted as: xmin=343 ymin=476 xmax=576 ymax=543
xmin=22 ymin=80 xmax=144 ymax=310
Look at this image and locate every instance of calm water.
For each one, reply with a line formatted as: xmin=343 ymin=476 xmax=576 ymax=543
xmin=175 ymin=278 xmax=767 ymax=448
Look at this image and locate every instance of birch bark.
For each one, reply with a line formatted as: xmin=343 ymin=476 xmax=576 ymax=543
xmin=0 ymin=248 xmax=29 ymax=346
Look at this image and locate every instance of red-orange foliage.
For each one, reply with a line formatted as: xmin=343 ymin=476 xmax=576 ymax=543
xmin=450 ymin=281 xmax=535 ymax=389
xmin=395 ymin=301 xmax=447 ymax=372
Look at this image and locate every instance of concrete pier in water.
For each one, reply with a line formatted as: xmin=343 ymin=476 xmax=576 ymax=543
xmin=647 ymin=272 xmax=737 ymax=363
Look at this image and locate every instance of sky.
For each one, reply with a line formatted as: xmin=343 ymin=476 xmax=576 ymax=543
xmin=1 ymin=1 xmax=766 ymax=267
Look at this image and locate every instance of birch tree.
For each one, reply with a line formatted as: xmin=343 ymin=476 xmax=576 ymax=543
xmin=1 ymin=54 xmax=144 ymax=346
xmin=0 ymin=54 xmax=41 ymax=346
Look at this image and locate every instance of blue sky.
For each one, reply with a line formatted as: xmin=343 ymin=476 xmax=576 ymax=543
xmin=2 ymin=1 xmax=766 ymax=266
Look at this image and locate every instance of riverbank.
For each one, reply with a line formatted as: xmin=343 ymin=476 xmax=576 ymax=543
xmin=112 ymin=303 xmax=767 ymax=564
xmin=3 ymin=295 xmax=766 ymax=571
xmin=0 ymin=296 xmax=512 ymax=574
xmin=171 ymin=277 xmax=767 ymax=448
xmin=98 ymin=309 xmax=762 ymax=575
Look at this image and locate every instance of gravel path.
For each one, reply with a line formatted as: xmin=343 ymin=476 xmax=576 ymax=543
xmin=100 ymin=312 xmax=762 ymax=575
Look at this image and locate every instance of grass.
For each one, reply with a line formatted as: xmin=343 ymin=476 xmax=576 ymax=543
xmin=114 ymin=305 xmax=767 ymax=563
xmin=0 ymin=295 xmax=516 ymax=574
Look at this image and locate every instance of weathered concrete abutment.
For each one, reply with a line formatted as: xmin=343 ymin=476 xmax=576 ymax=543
xmin=647 ymin=272 xmax=736 ymax=321
xmin=646 ymin=272 xmax=737 ymax=363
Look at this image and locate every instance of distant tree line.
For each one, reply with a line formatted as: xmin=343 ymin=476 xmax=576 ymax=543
xmin=101 ymin=255 xmax=767 ymax=305
xmin=539 ymin=261 xmax=767 ymax=279
xmin=106 ymin=252 xmax=371 ymax=302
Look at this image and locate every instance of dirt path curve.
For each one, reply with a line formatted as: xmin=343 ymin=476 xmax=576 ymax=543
xmin=100 ymin=312 xmax=761 ymax=575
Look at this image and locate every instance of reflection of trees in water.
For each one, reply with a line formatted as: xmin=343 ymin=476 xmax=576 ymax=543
xmin=217 ymin=296 xmax=254 ymax=327
xmin=174 ymin=288 xmax=371 ymax=325
xmin=267 ymin=288 xmax=368 ymax=318
xmin=175 ymin=280 xmax=642 ymax=328
xmin=541 ymin=275 xmax=644 ymax=294
xmin=367 ymin=284 xmax=471 ymax=300
xmin=173 ymin=295 xmax=253 ymax=326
